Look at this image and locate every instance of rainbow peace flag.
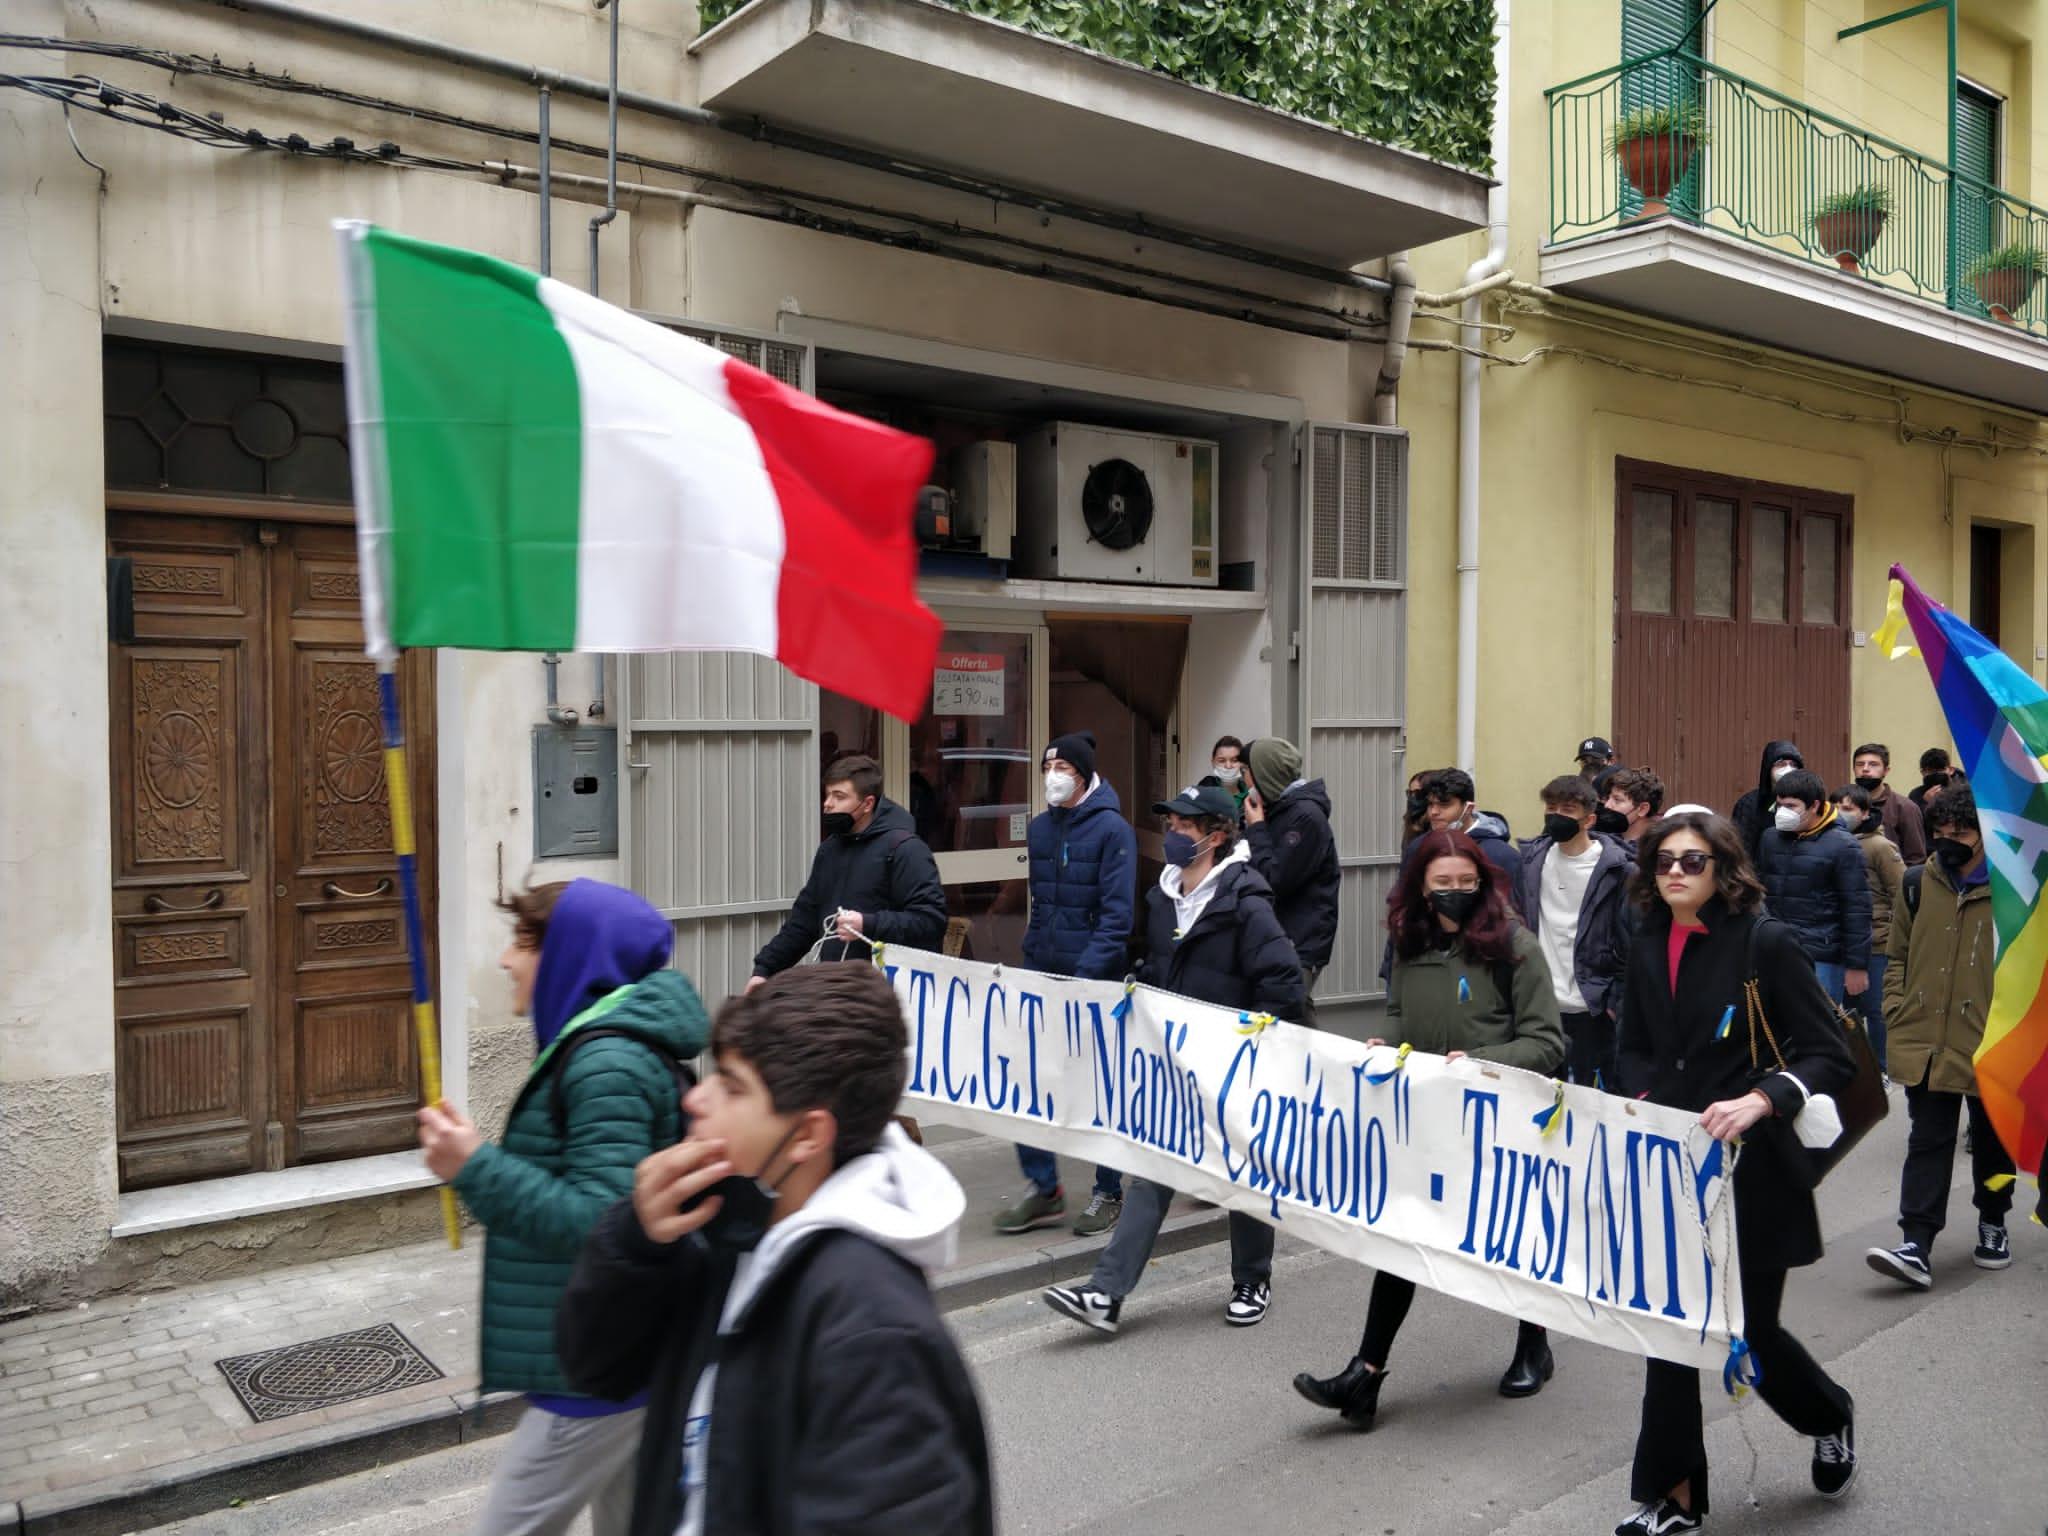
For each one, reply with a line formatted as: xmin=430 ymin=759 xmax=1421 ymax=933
xmin=1877 ymin=566 xmax=2048 ymax=1175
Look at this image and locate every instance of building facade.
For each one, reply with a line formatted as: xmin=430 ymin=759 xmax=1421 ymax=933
xmin=1 ymin=0 xmax=1490 ymax=1304
xmin=8 ymin=0 xmax=2043 ymax=1309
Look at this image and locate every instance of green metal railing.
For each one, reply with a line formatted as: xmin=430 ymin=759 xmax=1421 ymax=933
xmin=1546 ymin=48 xmax=2048 ymax=338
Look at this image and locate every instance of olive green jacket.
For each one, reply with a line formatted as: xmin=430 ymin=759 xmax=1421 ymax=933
xmin=1385 ymin=926 xmax=1566 ymax=1074
xmin=1885 ymin=862 xmax=1994 ymax=1096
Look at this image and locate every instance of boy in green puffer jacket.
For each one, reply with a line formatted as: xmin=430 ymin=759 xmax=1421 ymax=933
xmin=417 ymin=878 xmax=708 ymax=1536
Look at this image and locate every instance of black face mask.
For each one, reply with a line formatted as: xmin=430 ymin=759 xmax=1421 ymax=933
xmin=1854 ymin=775 xmax=1884 ymax=794
xmin=685 ymin=1120 xmax=807 ymax=1254
xmin=1405 ymin=792 xmax=1428 ymax=823
xmin=1542 ymin=812 xmax=1583 ymax=844
xmin=1594 ymin=806 xmax=1631 ymax=837
xmin=1428 ymin=889 xmax=1482 ymax=926
xmin=820 ymin=811 xmax=857 ymax=838
xmin=1932 ymin=837 xmax=1976 ymax=874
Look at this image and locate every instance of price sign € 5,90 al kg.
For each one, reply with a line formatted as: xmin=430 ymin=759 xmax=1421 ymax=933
xmin=932 ymin=652 xmax=1006 ymax=717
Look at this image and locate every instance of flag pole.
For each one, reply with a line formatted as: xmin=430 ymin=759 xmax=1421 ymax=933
xmin=378 ymin=657 xmax=462 ymax=1250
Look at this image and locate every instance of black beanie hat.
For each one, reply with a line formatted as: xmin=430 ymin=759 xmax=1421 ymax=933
xmin=1045 ymin=730 xmax=1097 ymax=783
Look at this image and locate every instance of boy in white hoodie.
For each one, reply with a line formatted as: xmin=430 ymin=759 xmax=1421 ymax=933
xmin=555 ymin=964 xmax=992 ymax=1536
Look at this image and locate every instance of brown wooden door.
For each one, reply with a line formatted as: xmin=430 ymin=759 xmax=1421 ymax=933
xmin=1613 ymin=460 xmax=1851 ymax=812
xmin=109 ymin=513 xmax=435 ymax=1189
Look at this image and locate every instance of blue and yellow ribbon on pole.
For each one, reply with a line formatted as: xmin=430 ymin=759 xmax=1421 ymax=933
xmin=378 ymin=660 xmax=461 ymax=1250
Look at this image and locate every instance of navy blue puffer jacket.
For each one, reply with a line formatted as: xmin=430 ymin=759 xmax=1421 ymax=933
xmin=1022 ymin=778 xmax=1137 ymax=980
xmin=1755 ymin=806 xmax=1873 ymax=969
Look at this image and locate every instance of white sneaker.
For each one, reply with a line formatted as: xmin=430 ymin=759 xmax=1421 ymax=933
xmin=1044 ymin=1283 xmax=1121 ymax=1335
xmin=1225 ymin=1281 xmax=1271 ymax=1326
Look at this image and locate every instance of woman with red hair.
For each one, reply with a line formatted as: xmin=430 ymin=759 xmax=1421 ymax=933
xmin=1292 ymin=829 xmax=1564 ymax=1429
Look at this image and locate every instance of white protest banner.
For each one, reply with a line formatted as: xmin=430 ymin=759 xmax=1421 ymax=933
xmin=882 ymin=947 xmax=1747 ymax=1373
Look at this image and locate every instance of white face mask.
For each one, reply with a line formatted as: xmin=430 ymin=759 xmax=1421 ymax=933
xmin=1045 ymin=769 xmax=1079 ymax=806
xmin=1774 ymin=804 xmax=1806 ymax=833
xmin=1770 ymin=763 xmax=1796 ymax=782
xmin=1214 ymin=763 xmax=1243 ymax=785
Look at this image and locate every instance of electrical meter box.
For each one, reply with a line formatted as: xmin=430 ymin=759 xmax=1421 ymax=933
xmin=533 ymin=726 xmax=618 ymax=858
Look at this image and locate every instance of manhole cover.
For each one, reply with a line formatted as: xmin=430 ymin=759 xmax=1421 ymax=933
xmin=216 ymin=1322 xmax=443 ymax=1423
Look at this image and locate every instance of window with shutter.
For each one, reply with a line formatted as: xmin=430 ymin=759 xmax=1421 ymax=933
xmin=1953 ymin=83 xmax=2001 ymax=313
xmin=1620 ymin=0 xmax=1704 ymax=220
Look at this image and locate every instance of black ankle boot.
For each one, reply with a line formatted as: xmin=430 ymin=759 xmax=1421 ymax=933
xmin=1498 ymin=1322 xmax=1554 ymax=1398
xmin=1292 ymin=1357 xmax=1387 ymax=1430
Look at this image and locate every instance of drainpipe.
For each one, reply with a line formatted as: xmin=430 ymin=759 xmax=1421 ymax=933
xmin=587 ymin=0 xmax=621 ymax=299
xmin=544 ymin=652 xmax=579 ymax=727
xmin=1456 ymin=0 xmax=1511 ymax=774
xmin=1370 ymin=253 xmax=1415 ymax=427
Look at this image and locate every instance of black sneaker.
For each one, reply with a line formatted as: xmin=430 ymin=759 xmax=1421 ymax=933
xmin=1865 ymin=1240 xmax=1933 ymax=1290
xmin=1973 ymin=1221 xmax=2013 ymax=1270
xmin=1044 ymin=1283 xmax=1121 ymax=1335
xmin=1812 ymin=1403 xmax=1856 ymax=1499
xmin=1225 ymin=1281 xmax=1271 ymax=1327
xmin=1614 ymin=1497 xmax=1702 ymax=1533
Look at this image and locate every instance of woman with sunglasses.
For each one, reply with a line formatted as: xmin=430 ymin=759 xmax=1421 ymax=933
xmin=1612 ymin=812 xmax=1857 ymax=1535
xmin=1292 ymin=828 xmax=1564 ymax=1430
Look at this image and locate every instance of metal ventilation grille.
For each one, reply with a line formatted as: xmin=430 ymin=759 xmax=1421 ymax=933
xmin=667 ymin=323 xmax=808 ymax=390
xmin=1311 ymin=428 xmax=1342 ymax=580
xmin=1311 ymin=427 xmax=1405 ymax=585
xmin=1371 ymin=434 xmax=1406 ymax=583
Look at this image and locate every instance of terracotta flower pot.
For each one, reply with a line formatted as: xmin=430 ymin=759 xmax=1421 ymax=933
xmin=1617 ymin=132 xmax=1698 ymax=219
xmin=1814 ymin=209 xmax=1886 ymax=274
xmin=1973 ymin=265 xmax=2040 ymax=324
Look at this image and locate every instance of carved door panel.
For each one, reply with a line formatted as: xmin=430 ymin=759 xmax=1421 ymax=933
xmin=110 ymin=515 xmax=437 ymax=1187
xmin=270 ymin=524 xmax=435 ymax=1165
xmin=109 ymin=516 xmax=270 ymax=1188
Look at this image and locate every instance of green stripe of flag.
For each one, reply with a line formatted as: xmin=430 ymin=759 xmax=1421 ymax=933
xmin=362 ymin=228 xmax=583 ymax=650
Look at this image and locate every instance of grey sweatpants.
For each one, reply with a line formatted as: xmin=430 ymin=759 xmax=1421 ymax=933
xmin=474 ymin=1402 xmax=643 ymax=1536
xmin=1089 ymin=1176 xmax=1273 ymax=1298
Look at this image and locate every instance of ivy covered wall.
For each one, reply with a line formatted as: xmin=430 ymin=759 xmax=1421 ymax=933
xmin=697 ymin=0 xmax=1497 ymax=173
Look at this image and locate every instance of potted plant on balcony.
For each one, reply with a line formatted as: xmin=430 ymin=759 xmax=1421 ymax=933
xmin=1608 ymin=105 xmax=1708 ymax=220
xmin=1967 ymin=243 xmax=2046 ymax=323
xmin=1813 ymin=185 xmax=1891 ymax=274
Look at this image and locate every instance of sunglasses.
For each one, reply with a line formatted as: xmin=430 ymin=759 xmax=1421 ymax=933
xmin=1653 ymin=850 xmax=1714 ymax=876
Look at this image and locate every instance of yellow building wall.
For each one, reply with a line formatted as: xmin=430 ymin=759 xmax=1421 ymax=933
xmin=1396 ymin=0 xmax=2048 ymax=813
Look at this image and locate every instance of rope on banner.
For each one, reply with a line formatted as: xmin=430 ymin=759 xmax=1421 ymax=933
xmin=1234 ymin=1011 xmax=1277 ymax=1037
xmin=378 ymin=661 xmax=461 ymax=1250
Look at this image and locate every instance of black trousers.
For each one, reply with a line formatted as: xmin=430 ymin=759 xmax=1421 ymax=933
xmin=1355 ymin=1271 xmax=1541 ymax=1368
xmin=1900 ymin=1073 xmax=2014 ymax=1251
xmin=1561 ymin=1010 xmax=1616 ymax=1090
xmin=1629 ymin=1262 xmax=1850 ymax=1515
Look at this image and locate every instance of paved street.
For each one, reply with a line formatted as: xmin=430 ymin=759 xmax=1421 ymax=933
xmin=141 ymin=1108 xmax=2047 ymax=1536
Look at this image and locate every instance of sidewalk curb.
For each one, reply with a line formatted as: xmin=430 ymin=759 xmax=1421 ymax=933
xmin=13 ymin=1206 xmax=1228 ymax=1536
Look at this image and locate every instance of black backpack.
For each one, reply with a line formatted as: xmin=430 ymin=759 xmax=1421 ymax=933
xmin=542 ymin=1026 xmax=697 ymax=1142
xmin=1902 ymin=865 xmax=1924 ymax=919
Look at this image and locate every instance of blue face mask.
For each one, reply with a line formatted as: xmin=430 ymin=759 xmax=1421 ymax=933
xmin=1163 ymin=830 xmax=1205 ymax=867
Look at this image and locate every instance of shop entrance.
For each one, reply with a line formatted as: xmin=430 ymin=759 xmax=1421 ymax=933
xmin=819 ymin=615 xmax=1188 ymax=966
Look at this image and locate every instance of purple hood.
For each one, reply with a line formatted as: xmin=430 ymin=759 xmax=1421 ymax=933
xmin=530 ymin=880 xmax=675 ymax=1049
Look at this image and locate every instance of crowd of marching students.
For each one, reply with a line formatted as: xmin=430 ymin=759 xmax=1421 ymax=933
xmin=410 ymin=727 xmax=2028 ymax=1536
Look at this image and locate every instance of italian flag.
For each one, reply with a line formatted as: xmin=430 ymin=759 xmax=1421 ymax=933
xmin=336 ymin=222 xmax=941 ymax=720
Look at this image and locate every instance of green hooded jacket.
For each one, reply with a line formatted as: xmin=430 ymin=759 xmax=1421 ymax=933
xmin=1384 ymin=926 xmax=1566 ymax=1074
xmin=452 ymin=967 xmax=709 ymax=1396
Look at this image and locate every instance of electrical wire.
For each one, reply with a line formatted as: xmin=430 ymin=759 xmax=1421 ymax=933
xmin=0 ymin=68 xmax=1385 ymax=344
xmin=0 ymin=31 xmax=1391 ymax=318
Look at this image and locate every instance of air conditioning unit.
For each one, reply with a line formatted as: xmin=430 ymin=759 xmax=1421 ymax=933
xmin=1014 ymin=423 xmax=1218 ymax=586
xmin=914 ymin=441 xmax=1016 ymax=562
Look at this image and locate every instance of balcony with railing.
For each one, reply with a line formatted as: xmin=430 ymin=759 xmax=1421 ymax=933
xmin=1541 ymin=48 xmax=2048 ymax=411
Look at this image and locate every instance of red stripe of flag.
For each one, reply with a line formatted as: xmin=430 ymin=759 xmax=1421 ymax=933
xmin=721 ymin=359 xmax=940 ymax=722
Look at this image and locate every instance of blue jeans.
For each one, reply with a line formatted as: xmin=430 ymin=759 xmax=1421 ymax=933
xmin=1018 ymin=1145 xmax=1121 ymax=1199
xmin=1856 ymin=953 xmax=1888 ymax=1069
xmin=1814 ymin=961 xmax=1847 ymax=1007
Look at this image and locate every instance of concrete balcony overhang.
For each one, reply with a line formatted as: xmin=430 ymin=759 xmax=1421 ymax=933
xmin=691 ymin=0 xmax=1491 ymax=269
xmin=1540 ymin=219 xmax=2048 ymax=415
